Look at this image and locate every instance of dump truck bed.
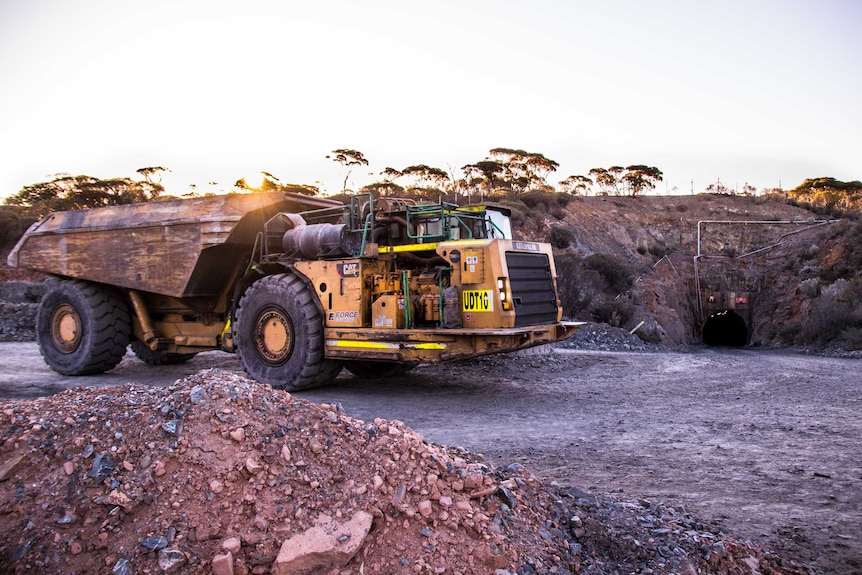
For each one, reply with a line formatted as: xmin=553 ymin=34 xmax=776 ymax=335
xmin=7 ymin=193 xmax=341 ymax=298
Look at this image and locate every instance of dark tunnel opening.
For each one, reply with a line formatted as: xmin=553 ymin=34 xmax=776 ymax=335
xmin=702 ymin=310 xmax=749 ymax=347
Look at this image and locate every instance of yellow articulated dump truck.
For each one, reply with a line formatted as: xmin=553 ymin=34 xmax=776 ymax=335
xmin=8 ymin=192 xmax=582 ymax=390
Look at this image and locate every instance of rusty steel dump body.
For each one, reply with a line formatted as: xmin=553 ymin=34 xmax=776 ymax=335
xmin=9 ymin=192 xmax=580 ymax=389
xmin=8 ymin=193 xmax=339 ymax=299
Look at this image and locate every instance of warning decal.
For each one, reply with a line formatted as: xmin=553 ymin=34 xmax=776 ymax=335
xmin=462 ymin=290 xmax=493 ymax=312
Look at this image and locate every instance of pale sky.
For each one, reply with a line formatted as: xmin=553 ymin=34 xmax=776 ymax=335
xmin=1 ymin=0 xmax=859 ymax=200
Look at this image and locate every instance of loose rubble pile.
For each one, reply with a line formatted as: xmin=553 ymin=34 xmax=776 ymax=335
xmin=0 ymin=301 xmax=35 ymax=342
xmin=0 ymin=280 xmax=44 ymax=342
xmin=0 ymin=369 xmax=809 ymax=575
xmin=559 ymin=322 xmax=666 ymax=352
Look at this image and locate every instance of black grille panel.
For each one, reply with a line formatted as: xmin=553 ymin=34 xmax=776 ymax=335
xmin=506 ymin=251 xmax=558 ymax=327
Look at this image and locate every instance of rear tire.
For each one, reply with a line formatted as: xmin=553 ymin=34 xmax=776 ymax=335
xmin=234 ymin=274 xmax=342 ymax=390
xmin=36 ymin=280 xmax=131 ymax=375
xmin=130 ymin=340 xmax=198 ymax=365
xmin=343 ymin=361 xmax=415 ymax=379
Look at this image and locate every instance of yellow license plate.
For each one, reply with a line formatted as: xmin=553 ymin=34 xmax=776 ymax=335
xmin=462 ymin=290 xmax=493 ymax=312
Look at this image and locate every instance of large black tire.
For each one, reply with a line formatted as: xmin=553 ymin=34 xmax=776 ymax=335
xmin=343 ymin=361 xmax=415 ymax=379
xmin=130 ymin=340 xmax=198 ymax=365
xmin=36 ymin=280 xmax=131 ymax=375
xmin=234 ymin=274 xmax=342 ymax=390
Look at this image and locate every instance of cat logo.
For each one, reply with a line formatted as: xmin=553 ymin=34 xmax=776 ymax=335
xmin=462 ymin=290 xmax=493 ymax=312
xmin=337 ymin=262 xmax=360 ymax=277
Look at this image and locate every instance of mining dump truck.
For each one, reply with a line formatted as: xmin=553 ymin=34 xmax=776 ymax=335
xmin=8 ymin=192 xmax=581 ymax=389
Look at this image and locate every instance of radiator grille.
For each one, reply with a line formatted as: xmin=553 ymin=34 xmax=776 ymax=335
xmin=505 ymin=251 xmax=558 ymax=327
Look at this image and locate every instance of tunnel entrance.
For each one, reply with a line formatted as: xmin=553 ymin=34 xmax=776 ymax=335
xmin=702 ymin=310 xmax=749 ymax=346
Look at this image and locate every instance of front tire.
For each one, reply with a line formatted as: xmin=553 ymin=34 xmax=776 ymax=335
xmin=234 ymin=274 xmax=342 ymax=390
xmin=36 ymin=280 xmax=131 ymax=375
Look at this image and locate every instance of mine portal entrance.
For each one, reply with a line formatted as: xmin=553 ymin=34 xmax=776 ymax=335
xmin=694 ymin=218 xmax=838 ymax=348
xmin=702 ymin=310 xmax=749 ymax=347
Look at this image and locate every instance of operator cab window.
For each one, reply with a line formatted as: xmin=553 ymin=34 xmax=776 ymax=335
xmin=485 ymin=208 xmax=512 ymax=240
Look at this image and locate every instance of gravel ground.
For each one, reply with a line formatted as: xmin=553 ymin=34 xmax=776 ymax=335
xmin=0 ymin=370 xmax=808 ymax=575
xmin=0 ymin=277 xmax=858 ymax=574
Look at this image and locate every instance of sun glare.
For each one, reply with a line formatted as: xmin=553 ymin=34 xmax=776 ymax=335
xmin=243 ymin=172 xmax=266 ymax=190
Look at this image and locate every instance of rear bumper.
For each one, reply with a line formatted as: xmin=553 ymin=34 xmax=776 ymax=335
xmin=323 ymin=321 xmax=584 ymax=363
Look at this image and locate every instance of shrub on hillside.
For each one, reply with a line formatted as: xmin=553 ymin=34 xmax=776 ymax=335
xmin=846 ymin=277 xmax=862 ymax=307
xmin=799 ymin=265 xmax=820 ymax=280
xmin=550 ymin=205 xmax=566 ymax=220
xmin=584 ymin=253 xmax=635 ymax=293
xmin=648 ymin=241 xmax=668 ymax=259
xmin=520 ymin=189 xmax=572 ymax=210
xmin=799 ymin=298 xmax=860 ymax=346
xmin=548 ymin=226 xmax=577 ymax=249
xmin=821 ymin=279 xmax=850 ymax=301
xmin=798 ymin=278 xmax=820 ymax=298
xmin=633 ymin=319 xmax=663 ymax=343
xmin=590 ymin=300 xmax=635 ymax=328
xmin=554 ymin=253 xmax=603 ymax=318
xmin=839 ymin=327 xmax=862 ymax=350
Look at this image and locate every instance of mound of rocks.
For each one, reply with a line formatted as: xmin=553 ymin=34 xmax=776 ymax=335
xmin=559 ymin=321 xmax=664 ymax=352
xmin=0 ymin=369 xmax=808 ymax=574
xmin=0 ymin=280 xmax=46 ymax=342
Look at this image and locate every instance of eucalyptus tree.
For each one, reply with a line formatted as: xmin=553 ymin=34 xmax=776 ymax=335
xmin=621 ymin=165 xmax=663 ymax=197
xmin=359 ymin=181 xmax=405 ymax=198
xmin=461 ymin=160 xmax=505 ymax=200
xmin=400 ymin=164 xmax=450 ymax=190
xmin=588 ymin=165 xmax=662 ymax=196
xmin=588 ymin=168 xmax=618 ymax=195
xmin=135 ymin=166 xmax=169 ymax=199
xmin=487 ymin=148 xmax=559 ymax=193
xmin=326 ymin=149 xmax=369 ymax=192
xmin=4 ymin=173 xmax=160 ymax=217
xmin=559 ymin=174 xmax=593 ymax=195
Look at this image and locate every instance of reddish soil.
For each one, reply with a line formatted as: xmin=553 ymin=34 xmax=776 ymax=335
xmin=0 ymin=365 xmax=813 ymax=575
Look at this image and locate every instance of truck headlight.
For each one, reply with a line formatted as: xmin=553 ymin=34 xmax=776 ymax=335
xmin=498 ymin=277 xmax=512 ymax=311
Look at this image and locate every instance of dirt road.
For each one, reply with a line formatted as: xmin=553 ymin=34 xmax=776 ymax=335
xmin=0 ymin=343 xmax=858 ymax=574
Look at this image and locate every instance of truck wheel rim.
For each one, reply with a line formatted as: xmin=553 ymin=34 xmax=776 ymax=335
xmin=254 ymin=306 xmax=293 ymax=365
xmin=51 ymin=304 xmax=82 ymax=353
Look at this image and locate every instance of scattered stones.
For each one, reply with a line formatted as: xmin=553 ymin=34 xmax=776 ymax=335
xmin=89 ymin=453 xmax=115 ymax=480
xmin=221 ymin=536 xmax=241 ymax=554
xmin=141 ymin=536 xmax=169 ymax=551
xmin=272 ymin=511 xmax=373 ymax=575
xmin=229 ymin=427 xmax=245 ymax=442
xmin=161 ymin=419 xmax=182 ymax=436
xmin=0 ymin=371 xmax=812 ymax=575
xmin=307 ymin=436 xmax=325 ymax=454
xmin=559 ymin=321 xmax=663 ymax=352
xmin=111 ymin=558 xmax=133 ymax=575
xmin=417 ymin=500 xmax=433 ymax=517
xmin=0 ymin=452 xmax=25 ymax=481
xmin=0 ymin=302 xmax=38 ymax=342
xmin=244 ymin=457 xmax=263 ymax=475
xmin=158 ymin=547 xmax=187 ymax=571
xmin=209 ymin=478 xmax=225 ymax=494
xmin=211 ymin=551 xmax=234 ymax=575
xmin=189 ymin=385 xmax=206 ymax=404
